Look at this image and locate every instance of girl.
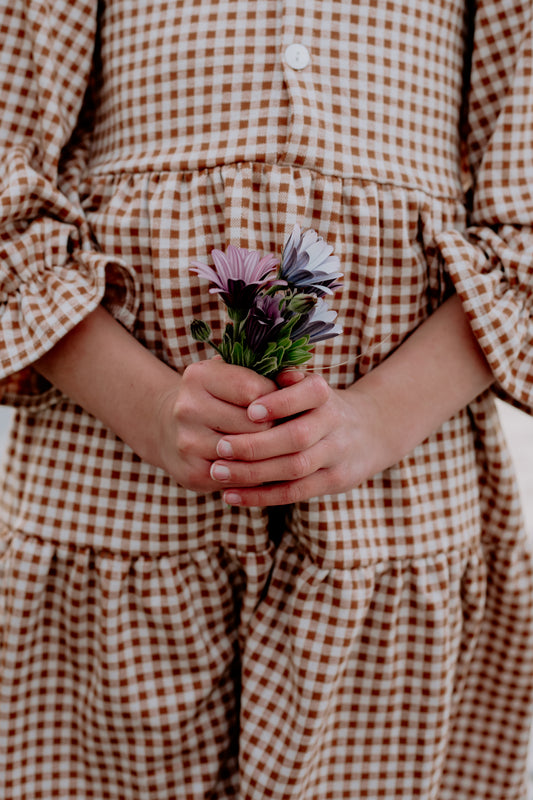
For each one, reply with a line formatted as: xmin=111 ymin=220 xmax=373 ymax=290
xmin=1 ymin=1 xmax=532 ymax=797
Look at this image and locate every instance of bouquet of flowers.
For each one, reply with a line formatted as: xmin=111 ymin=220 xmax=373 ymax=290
xmin=190 ymin=225 xmax=343 ymax=378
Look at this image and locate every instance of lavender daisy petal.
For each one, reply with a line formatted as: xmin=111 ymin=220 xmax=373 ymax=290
xmin=290 ymin=297 xmax=342 ymax=343
xmin=191 ymin=245 xmax=281 ymax=311
xmin=280 ymin=226 xmax=343 ymax=295
xmin=280 ymin=224 xmax=301 ymax=270
xmin=190 ymin=260 xmax=221 ymax=286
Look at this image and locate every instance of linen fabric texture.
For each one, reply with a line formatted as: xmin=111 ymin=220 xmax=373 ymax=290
xmin=1 ymin=1 xmax=533 ymax=798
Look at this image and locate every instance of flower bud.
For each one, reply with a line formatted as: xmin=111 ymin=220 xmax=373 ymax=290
xmin=287 ymin=293 xmax=317 ymax=314
xmin=190 ymin=319 xmax=212 ymax=342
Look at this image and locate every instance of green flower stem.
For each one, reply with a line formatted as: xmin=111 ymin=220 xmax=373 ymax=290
xmin=206 ymin=340 xmax=224 ymax=357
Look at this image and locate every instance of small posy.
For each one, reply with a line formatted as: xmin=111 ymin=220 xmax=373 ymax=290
xmin=190 ymin=226 xmax=343 ymax=377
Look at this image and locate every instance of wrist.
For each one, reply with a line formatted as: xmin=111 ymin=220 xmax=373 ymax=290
xmin=347 ymin=296 xmax=493 ymax=466
xmin=35 ymin=306 xmax=181 ymax=465
xmin=345 ymin=378 xmax=408 ymax=475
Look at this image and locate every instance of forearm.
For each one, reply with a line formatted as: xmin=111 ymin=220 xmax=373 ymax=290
xmin=34 ymin=305 xmax=179 ymax=463
xmin=351 ymin=293 xmax=494 ymax=463
xmin=34 ymin=305 xmax=278 ymax=492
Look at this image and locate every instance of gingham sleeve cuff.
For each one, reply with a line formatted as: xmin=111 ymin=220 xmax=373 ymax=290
xmin=0 ymin=0 xmax=139 ymax=410
xmin=435 ymin=227 xmax=533 ymax=415
xmin=0 ymin=251 xmax=138 ymax=411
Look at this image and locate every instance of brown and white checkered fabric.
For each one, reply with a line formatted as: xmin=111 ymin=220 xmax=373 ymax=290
xmin=1 ymin=1 xmax=533 ymax=797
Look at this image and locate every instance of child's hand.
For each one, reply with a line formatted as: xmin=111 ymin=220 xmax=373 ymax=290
xmin=33 ymin=307 xmax=278 ymax=495
xmin=152 ymin=358 xmax=277 ymax=493
xmin=207 ymin=293 xmax=495 ymax=508
xmin=207 ymin=370 xmax=393 ymax=506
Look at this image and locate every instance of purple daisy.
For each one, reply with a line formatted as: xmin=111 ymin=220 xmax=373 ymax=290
xmin=191 ymin=245 xmax=281 ymax=314
xmin=280 ymin=225 xmax=343 ymax=296
xmin=245 ymin=294 xmax=287 ymax=353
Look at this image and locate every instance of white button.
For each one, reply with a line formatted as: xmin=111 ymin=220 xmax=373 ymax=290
xmin=284 ymin=43 xmax=310 ymax=71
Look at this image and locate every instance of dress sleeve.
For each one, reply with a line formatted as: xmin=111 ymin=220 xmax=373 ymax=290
xmin=434 ymin=1 xmax=533 ymax=415
xmin=0 ymin=0 xmax=138 ymax=409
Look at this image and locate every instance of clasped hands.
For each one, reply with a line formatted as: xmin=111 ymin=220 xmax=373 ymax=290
xmin=35 ymin=297 xmax=486 ymax=506
xmin=156 ymin=357 xmax=394 ymax=507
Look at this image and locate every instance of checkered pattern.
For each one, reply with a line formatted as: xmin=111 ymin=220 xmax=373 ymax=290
xmin=1 ymin=0 xmax=533 ymax=797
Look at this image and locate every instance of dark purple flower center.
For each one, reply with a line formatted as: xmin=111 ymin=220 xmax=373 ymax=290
xmin=245 ymin=296 xmax=286 ymax=353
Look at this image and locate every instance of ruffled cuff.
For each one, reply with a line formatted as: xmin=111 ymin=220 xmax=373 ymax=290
xmin=435 ymin=227 xmax=532 ymax=415
xmin=0 ymin=253 xmax=138 ymax=411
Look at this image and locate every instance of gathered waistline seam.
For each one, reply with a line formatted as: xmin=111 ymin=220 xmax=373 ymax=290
xmin=83 ymin=160 xmax=465 ymax=205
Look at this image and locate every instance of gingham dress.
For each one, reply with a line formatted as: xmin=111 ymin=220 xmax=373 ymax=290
xmin=1 ymin=0 xmax=533 ymax=797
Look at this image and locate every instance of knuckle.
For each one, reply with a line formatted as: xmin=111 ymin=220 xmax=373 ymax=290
xmin=277 ymin=482 xmax=300 ymax=506
xmin=308 ymin=373 xmax=330 ymax=402
xmin=182 ymin=360 xmax=204 ymax=385
xmin=186 ymin=464 xmax=210 ymax=493
xmin=219 ymin=365 xmax=263 ymax=403
xmin=241 ymin=436 xmax=258 ymax=461
xmin=245 ymin=464 xmax=262 ymax=485
xmin=173 ymin=394 xmax=194 ymax=425
xmin=232 ymin=432 xmax=264 ymax=462
xmin=232 ymin=382 xmax=253 ymax=408
xmin=279 ymin=393 xmax=295 ymax=418
xmin=327 ymin=465 xmax=346 ymax=492
xmin=291 ymin=418 xmax=313 ymax=451
xmin=239 ymin=378 xmax=271 ymax=408
xmin=291 ymin=451 xmax=312 ymax=479
xmin=176 ymin=428 xmax=195 ymax=457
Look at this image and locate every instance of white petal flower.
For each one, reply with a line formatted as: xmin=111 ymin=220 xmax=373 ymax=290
xmin=280 ymin=225 xmax=343 ymax=296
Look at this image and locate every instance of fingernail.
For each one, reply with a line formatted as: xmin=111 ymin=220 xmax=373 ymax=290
xmin=224 ymin=491 xmax=242 ymax=506
xmin=211 ymin=464 xmax=231 ymax=482
xmin=248 ymin=403 xmax=267 ymax=421
xmin=216 ymin=440 xmax=234 ymax=459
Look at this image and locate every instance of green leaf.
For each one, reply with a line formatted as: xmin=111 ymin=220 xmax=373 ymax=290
xmin=254 ymin=356 xmax=279 ymax=377
xmin=231 ymin=341 xmax=245 ymax=366
xmin=277 ymin=337 xmax=314 ymax=370
xmin=290 ymin=336 xmax=310 ymax=348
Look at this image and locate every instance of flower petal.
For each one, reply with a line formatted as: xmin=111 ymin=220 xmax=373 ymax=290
xmin=190 ymin=261 xmax=221 ymax=287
